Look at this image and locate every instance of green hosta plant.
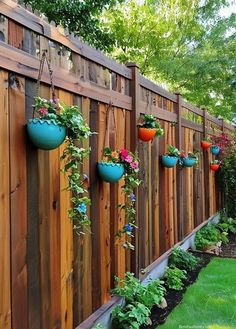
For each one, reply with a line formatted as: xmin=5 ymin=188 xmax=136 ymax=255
xmin=164 ymin=266 xmax=187 ymax=291
xmin=169 ymin=247 xmax=198 ymax=271
xmin=217 ymin=215 xmax=236 ymax=234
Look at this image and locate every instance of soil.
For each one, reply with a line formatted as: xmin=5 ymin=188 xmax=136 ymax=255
xmin=141 ymin=234 xmax=236 ymax=329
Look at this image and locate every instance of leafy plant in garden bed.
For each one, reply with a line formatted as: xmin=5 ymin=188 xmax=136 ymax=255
xmin=168 ymin=247 xmax=199 ymax=271
xmin=194 ymin=224 xmax=228 ymax=251
xmin=111 ymin=272 xmax=166 ymax=329
xmin=98 ymin=148 xmax=141 ymax=249
xmin=163 ymin=266 xmax=187 ymax=291
xmin=217 ymin=214 xmax=236 ymax=234
xmin=137 ymin=114 xmax=164 ymax=142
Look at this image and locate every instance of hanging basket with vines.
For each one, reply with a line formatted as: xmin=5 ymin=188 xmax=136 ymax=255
xmin=97 ymin=105 xmax=141 ymax=249
xmin=27 ymin=51 xmax=92 ymax=233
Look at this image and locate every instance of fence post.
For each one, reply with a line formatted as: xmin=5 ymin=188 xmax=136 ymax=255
xmin=203 ymin=108 xmax=210 ymax=218
xmin=175 ymin=93 xmax=184 ymax=240
xmin=126 ymin=62 xmax=140 ymax=275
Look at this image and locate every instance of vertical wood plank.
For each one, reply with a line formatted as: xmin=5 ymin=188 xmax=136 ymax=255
xmin=9 ymin=74 xmax=28 ymax=329
xmin=58 ymin=90 xmax=73 ymax=329
xmin=8 ymin=20 xmax=23 ymax=49
xmin=38 ymin=84 xmax=51 ymax=329
xmin=0 ymin=15 xmax=8 ymax=43
xmin=0 ymin=70 xmax=11 ymax=329
xmin=25 ymin=79 xmax=41 ymax=329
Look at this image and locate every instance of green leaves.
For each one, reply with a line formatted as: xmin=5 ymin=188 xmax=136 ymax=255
xmin=164 ymin=266 xmax=187 ymax=291
xmin=111 ymin=272 xmax=165 ymax=328
xmin=169 ymin=247 xmax=198 ymax=271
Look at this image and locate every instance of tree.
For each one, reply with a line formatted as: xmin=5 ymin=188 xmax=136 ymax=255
xmin=19 ymin=0 xmax=119 ymax=51
xmin=102 ymin=0 xmax=236 ymax=120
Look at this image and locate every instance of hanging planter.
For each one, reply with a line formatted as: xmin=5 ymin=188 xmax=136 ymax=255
xmin=201 ymin=136 xmax=212 ymax=150
xmin=210 ymin=160 xmax=221 ymax=171
xmin=180 ymin=151 xmax=198 ymax=168
xmin=210 ymin=145 xmax=220 ymax=155
xmin=137 ymin=114 xmax=164 ymax=142
xmin=26 ymin=52 xmax=92 ymax=234
xmin=161 ymin=145 xmax=180 ymax=168
xmin=97 ymin=162 xmax=124 ymax=183
xmin=27 ymin=118 xmax=66 ymax=150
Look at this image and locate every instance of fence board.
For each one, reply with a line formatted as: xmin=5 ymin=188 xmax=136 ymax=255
xmin=9 ymin=74 xmax=28 ymax=329
xmin=0 ymin=70 xmax=11 ymax=329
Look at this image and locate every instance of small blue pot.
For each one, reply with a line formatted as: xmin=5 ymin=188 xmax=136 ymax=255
xmin=161 ymin=155 xmax=179 ymax=168
xmin=97 ymin=162 xmax=124 ymax=183
xmin=181 ymin=157 xmax=197 ymax=167
xmin=210 ymin=145 xmax=220 ymax=155
xmin=27 ymin=119 xmax=66 ymax=150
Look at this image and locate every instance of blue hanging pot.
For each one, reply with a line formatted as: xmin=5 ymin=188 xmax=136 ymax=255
xmin=27 ymin=119 xmax=66 ymax=150
xmin=181 ymin=157 xmax=197 ymax=167
xmin=161 ymin=155 xmax=179 ymax=168
xmin=210 ymin=145 xmax=220 ymax=155
xmin=97 ymin=162 xmax=124 ymax=183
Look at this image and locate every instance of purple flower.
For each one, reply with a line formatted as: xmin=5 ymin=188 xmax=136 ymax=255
xmin=124 ymin=224 xmax=133 ymax=232
xmin=130 ymin=194 xmax=136 ymax=202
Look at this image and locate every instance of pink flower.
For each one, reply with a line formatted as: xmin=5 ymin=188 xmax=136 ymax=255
xmin=38 ymin=107 xmax=48 ymax=116
xmin=120 ymin=149 xmax=129 ymax=158
xmin=131 ymin=161 xmax=139 ymax=169
xmin=125 ymin=155 xmax=133 ymax=163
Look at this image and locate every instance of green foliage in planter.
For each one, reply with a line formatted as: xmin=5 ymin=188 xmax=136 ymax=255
xmin=111 ymin=272 xmax=165 ymax=329
xmin=164 ymin=266 xmax=187 ymax=291
xmin=169 ymin=247 xmax=198 ymax=271
xmin=195 ymin=224 xmax=228 ymax=250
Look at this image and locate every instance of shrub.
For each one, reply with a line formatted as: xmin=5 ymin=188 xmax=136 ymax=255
xmin=111 ymin=272 xmax=166 ymax=328
xmin=164 ymin=266 xmax=187 ymax=291
xmin=169 ymin=247 xmax=198 ymax=271
xmin=195 ymin=224 xmax=228 ymax=250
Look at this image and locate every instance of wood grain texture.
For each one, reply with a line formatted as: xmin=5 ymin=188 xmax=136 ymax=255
xmin=58 ymin=90 xmax=73 ymax=329
xmin=9 ymin=74 xmax=28 ymax=329
xmin=0 ymin=70 xmax=11 ymax=329
xmin=25 ymin=79 xmax=41 ymax=329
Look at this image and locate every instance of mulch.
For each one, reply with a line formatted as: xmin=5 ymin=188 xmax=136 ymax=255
xmin=141 ymin=233 xmax=236 ymax=329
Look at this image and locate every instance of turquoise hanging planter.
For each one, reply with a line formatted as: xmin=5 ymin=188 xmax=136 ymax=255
xmin=97 ymin=162 xmax=124 ymax=183
xmin=210 ymin=145 xmax=220 ymax=155
xmin=161 ymin=155 xmax=179 ymax=168
xmin=181 ymin=157 xmax=197 ymax=167
xmin=27 ymin=119 xmax=66 ymax=150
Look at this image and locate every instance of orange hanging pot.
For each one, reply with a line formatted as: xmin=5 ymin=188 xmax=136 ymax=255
xmin=210 ymin=164 xmax=219 ymax=171
xmin=138 ymin=127 xmax=157 ymax=142
xmin=201 ymin=140 xmax=211 ymax=150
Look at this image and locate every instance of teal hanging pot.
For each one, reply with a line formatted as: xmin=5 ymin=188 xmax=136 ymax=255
xmin=27 ymin=119 xmax=66 ymax=150
xmin=161 ymin=155 xmax=179 ymax=168
xmin=181 ymin=157 xmax=197 ymax=167
xmin=97 ymin=162 xmax=124 ymax=183
xmin=210 ymin=145 xmax=220 ymax=155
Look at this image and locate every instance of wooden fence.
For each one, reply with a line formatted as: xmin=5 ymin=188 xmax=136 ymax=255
xmin=0 ymin=1 xmax=234 ymax=329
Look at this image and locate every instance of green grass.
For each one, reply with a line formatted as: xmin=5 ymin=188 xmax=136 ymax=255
xmin=159 ymin=258 xmax=236 ymax=329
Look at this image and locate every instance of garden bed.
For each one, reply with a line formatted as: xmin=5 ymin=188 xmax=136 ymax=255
xmin=142 ymin=233 xmax=236 ymax=328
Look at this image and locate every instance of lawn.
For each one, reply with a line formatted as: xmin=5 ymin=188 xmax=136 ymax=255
xmin=159 ymin=258 xmax=236 ymax=329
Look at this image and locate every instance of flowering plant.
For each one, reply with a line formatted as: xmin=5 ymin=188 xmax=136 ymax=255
xmin=103 ymin=147 xmax=141 ymax=249
xmin=137 ymin=114 xmax=164 ymax=137
xmin=34 ymin=96 xmax=92 ymax=233
xmin=210 ymin=133 xmax=232 ymax=156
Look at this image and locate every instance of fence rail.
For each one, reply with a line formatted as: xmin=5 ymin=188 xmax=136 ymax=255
xmin=0 ymin=2 xmax=234 ymax=329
